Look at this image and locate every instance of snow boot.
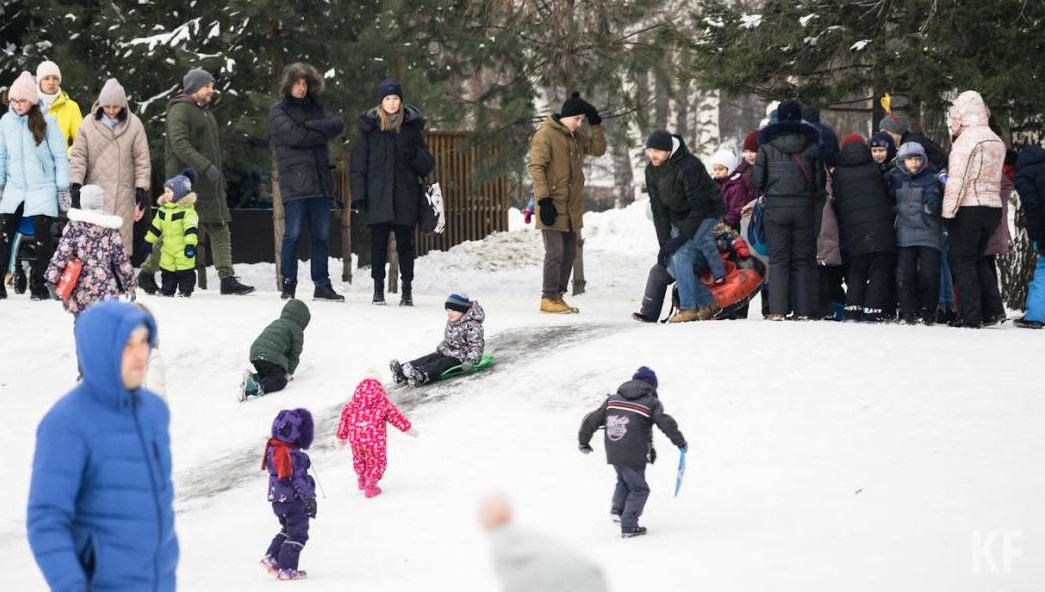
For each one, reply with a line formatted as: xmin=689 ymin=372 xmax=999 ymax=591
xmin=389 ymin=359 xmax=407 ymax=385
xmin=621 ymin=526 xmax=648 ymax=538
xmin=281 ymin=278 xmax=296 ymax=300
xmin=313 ymin=282 xmax=344 ymax=302
xmin=935 ymin=307 xmax=957 ymax=325
xmin=364 ymin=482 xmax=383 ymax=498
xmin=557 ymin=294 xmax=579 ymax=313
xmin=695 ymin=303 xmax=721 ymax=320
xmin=220 ymin=276 xmax=255 ymax=295
xmin=0 ymin=280 xmax=6 ymax=299
xmin=373 ymin=280 xmax=386 ymax=305
xmin=260 ymin=556 xmax=279 ymax=576
xmin=30 ymin=278 xmax=50 ymax=301
xmin=1014 ymin=317 xmax=1044 ymax=329
xmin=239 ymin=372 xmax=264 ymax=401
xmin=668 ymin=308 xmax=702 ymax=323
xmin=277 ymin=569 xmax=308 ymax=580
xmin=631 ymin=312 xmax=656 ymax=323
xmin=540 ymin=297 xmax=572 ymax=313
xmin=357 ymin=475 xmax=367 ymax=490
xmin=138 ymin=270 xmax=158 ymax=294
xmin=400 ymin=282 xmax=413 ymax=306
xmin=402 ymin=362 xmax=427 ymax=387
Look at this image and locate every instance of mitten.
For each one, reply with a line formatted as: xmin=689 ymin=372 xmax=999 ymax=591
xmin=184 ymin=245 xmax=196 ymax=259
xmin=586 ymin=103 xmax=602 ymax=126
xmin=140 ymin=242 xmax=153 ymax=255
xmin=304 ymin=497 xmax=318 ymax=519
xmin=579 ymin=443 xmax=593 ymax=454
xmin=538 ymin=198 xmax=557 ymax=226
xmin=205 ymin=165 xmax=220 ymax=182
xmin=135 ymin=187 xmax=149 ymax=208
xmin=649 ymin=446 xmax=657 ymax=464
xmin=57 ymin=189 xmax=72 ymax=213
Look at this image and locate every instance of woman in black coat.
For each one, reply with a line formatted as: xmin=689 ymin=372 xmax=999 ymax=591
xmin=349 ymin=78 xmax=434 ymax=306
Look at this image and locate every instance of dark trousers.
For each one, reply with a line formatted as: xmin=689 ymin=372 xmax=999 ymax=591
xmin=818 ymin=264 xmax=846 ymax=319
xmin=0 ymin=206 xmax=55 ymax=293
xmin=252 ymin=359 xmax=289 ymax=394
xmin=160 ymin=269 xmax=196 ymax=297
xmin=265 ymin=500 xmax=309 ymax=571
xmin=611 ymin=464 xmax=650 ymax=531
xmin=637 ymin=263 xmax=674 ymax=320
xmin=948 ymin=207 xmax=1004 ymax=326
xmin=765 ymin=205 xmax=817 ymax=316
xmin=370 ymin=223 xmax=415 ymax=283
xmin=896 ymin=246 xmax=941 ymax=321
xmin=409 ymin=352 xmax=461 ymax=384
xmin=542 ymin=229 xmax=577 ymax=299
xmin=281 ymin=196 xmax=332 ymax=286
xmin=845 ymin=252 xmax=892 ymax=318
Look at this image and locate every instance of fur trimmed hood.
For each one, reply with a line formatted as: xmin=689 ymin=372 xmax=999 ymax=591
xmin=67 ymin=207 xmax=123 ymax=229
xmin=758 ymin=120 xmax=820 ymax=150
xmin=158 ymin=191 xmax=198 ymax=206
xmin=281 ymin=62 xmax=325 ymax=97
xmin=358 ymin=104 xmax=425 ymax=133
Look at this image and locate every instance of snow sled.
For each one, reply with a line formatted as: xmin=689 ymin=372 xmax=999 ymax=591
xmin=439 ymin=354 xmax=495 ymax=380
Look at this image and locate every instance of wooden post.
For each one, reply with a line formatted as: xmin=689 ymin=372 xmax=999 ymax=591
xmin=195 ymin=225 xmax=208 ymax=290
xmin=271 ymin=149 xmax=284 ymax=290
xmin=388 ymin=233 xmax=399 ymax=294
xmin=572 ymin=228 xmax=585 ymax=295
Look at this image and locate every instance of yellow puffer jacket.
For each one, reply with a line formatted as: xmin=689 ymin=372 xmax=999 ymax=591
xmin=44 ymin=91 xmax=83 ymax=154
xmin=145 ymin=192 xmax=200 ymax=272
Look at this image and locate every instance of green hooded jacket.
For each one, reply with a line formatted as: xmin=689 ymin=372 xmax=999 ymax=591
xmin=163 ymin=95 xmax=230 ymax=224
xmin=249 ymin=300 xmax=311 ymax=373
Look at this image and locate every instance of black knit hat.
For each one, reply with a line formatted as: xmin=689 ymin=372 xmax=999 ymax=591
xmin=645 ymin=130 xmax=673 ymax=152
xmin=778 ymin=99 xmax=802 ymax=123
xmin=445 ymin=292 xmax=471 ymax=313
xmin=376 ymin=78 xmax=403 ymax=101
xmin=560 ymin=92 xmax=589 ymax=118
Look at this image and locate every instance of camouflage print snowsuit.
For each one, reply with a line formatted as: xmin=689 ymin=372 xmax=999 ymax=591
xmin=336 ymin=378 xmax=412 ymax=487
xmin=436 ymin=302 xmax=485 ymax=365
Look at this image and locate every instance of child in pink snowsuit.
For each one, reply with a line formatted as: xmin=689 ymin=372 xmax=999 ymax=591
xmin=336 ymin=377 xmax=417 ymax=498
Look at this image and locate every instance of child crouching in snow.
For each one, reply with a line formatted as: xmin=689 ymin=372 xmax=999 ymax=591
xmin=389 ymin=293 xmax=485 ymax=386
xmin=336 ymin=377 xmax=417 ymax=498
xmin=261 ymin=408 xmax=317 ymax=581
xmin=242 ymin=299 xmax=311 ymax=400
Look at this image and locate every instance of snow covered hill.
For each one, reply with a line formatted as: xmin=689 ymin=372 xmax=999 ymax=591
xmin=1 ymin=202 xmax=1042 ymax=590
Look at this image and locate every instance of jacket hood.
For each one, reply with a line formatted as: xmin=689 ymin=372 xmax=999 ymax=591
xmin=281 ymin=299 xmax=311 ymax=329
xmin=758 ymin=121 xmax=820 ymax=153
xmin=350 ymin=377 xmax=389 ymax=411
xmin=896 ymin=142 xmax=928 ymax=176
xmin=948 ymin=90 xmax=990 ymax=137
xmin=1016 ymin=145 xmax=1045 ymax=170
xmin=159 ymin=191 xmax=198 ymax=207
xmin=801 ymin=105 xmax=821 ymax=123
xmin=74 ymin=301 xmax=158 ymax=409
xmin=454 ymin=302 xmax=486 ymax=325
xmin=836 ymin=141 xmax=873 ymax=167
xmin=359 ymin=104 xmax=424 ymax=133
xmin=617 ymin=379 xmax=657 ymax=401
xmin=90 ymin=102 xmax=129 ymax=124
xmin=281 ymin=62 xmax=325 ymax=97
xmin=271 ymin=408 xmax=314 ymax=449
xmin=67 ymin=207 xmax=124 ymax=229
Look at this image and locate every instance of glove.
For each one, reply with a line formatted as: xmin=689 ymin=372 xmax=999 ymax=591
xmin=586 ymin=103 xmax=602 ymax=126
xmin=579 ymin=443 xmax=593 ymax=454
xmin=57 ymin=189 xmax=72 ymax=213
xmin=70 ymin=183 xmax=82 ymax=209
xmin=135 ymin=188 xmax=149 ymax=209
xmin=205 ymin=165 xmax=221 ymax=182
xmin=304 ymin=497 xmax=317 ymax=519
xmin=140 ymin=242 xmax=153 ymax=255
xmin=649 ymin=446 xmax=657 ymax=464
xmin=936 ymin=169 xmax=948 ymax=187
xmin=351 ymin=200 xmax=366 ymax=213
xmin=657 ymin=236 xmax=686 ymax=267
xmin=538 ymin=198 xmax=557 ymax=226
xmin=184 ymin=245 xmax=196 ymax=259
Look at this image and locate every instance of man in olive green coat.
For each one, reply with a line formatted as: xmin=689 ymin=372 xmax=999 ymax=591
xmin=139 ymin=69 xmax=255 ymax=295
xmin=528 ymin=92 xmax=606 ymax=314
xmin=243 ymin=299 xmax=311 ymax=399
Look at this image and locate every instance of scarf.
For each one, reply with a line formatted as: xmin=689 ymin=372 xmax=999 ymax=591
xmin=39 ymin=89 xmax=60 ymax=110
xmin=101 ymin=114 xmax=119 ymax=131
xmin=261 ymin=437 xmax=294 ymax=479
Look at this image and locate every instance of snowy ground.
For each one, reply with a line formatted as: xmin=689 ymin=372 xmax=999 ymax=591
xmin=1 ymin=201 xmax=1043 ymax=590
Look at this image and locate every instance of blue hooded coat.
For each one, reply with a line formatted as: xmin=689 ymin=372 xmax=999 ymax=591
xmin=27 ymin=301 xmax=178 ymax=592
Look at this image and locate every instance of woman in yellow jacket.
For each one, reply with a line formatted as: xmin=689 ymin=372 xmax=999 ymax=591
xmin=36 ymin=61 xmax=82 ymax=153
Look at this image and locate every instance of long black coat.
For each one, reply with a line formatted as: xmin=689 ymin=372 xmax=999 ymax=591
xmin=349 ymin=105 xmax=434 ymax=227
xmin=832 ymin=142 xmax=896 ymax=256
xmin=751 ymin=121 xmax=826 ymax=211
xmin=1014 ymin=145 xmax=1045 ymax=245
xmin=578 ymin=380 xmax=687 ymax=467
xmin=270 ymin=95 xmax=345 ymax=202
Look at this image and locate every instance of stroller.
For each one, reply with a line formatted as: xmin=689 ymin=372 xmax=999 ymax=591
xmin=636 ymin=224 xmax=767 ymax=322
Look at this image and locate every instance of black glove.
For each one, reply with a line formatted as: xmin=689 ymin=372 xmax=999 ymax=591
xmin=70 ymin=183 xmax=82 ymax=209
xmin=184 ymin=245 xmax=196 ymax=259
xmin=579 ymin=443 xmax=593 ymax=454
xmin=657 ymin=236 xmax=686 ymax=267
xmin=649 ymin=446 xmax=657 ymax=464
xmin=135 ymin=188 xmax=149 ymax=209
xmin=538 ymin=198 xmax=557 ymax=226
xmin=305 ymin=497 xmax=317 ymax=519
xmin=586 ymin=104 xmax=602 ymax=126
xmin=205 ymin=165 xmax=221 ymax=183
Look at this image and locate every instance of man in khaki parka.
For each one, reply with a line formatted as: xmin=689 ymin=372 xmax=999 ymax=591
xmin=528 ymin=92 xmax=606 ymax=314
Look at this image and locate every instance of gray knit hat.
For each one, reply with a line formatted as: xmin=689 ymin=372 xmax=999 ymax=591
xmin=97 ymin=78 xmax=127 ymax=108
xmin=164 ymin=169 xmax=197 ymax=202
xmin=879 ymin=112 xmax=910 ymax=135
xmin=183 ymin=68 xmax=215 ymax=95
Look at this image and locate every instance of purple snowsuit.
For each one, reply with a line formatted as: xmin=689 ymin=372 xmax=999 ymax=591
xmin=262 ymin=408 xmax=315 ymax=572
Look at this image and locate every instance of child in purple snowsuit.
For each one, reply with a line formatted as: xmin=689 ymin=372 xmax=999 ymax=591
xmin=260 ymin=408 xmax=317 ymax=581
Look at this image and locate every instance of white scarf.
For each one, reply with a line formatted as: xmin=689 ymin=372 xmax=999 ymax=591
xmin=39 ymin=89 xmax=60 ymax=110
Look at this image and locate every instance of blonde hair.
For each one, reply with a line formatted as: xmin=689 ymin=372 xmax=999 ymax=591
xmin=378 ymin=104 xmax=403 ymax=133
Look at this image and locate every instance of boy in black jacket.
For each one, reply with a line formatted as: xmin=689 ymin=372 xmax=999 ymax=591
xmin=578 ymin=366 xmax=687 ymax=538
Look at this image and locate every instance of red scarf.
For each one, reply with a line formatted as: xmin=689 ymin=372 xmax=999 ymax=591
xmin=262 ymin=438 xmax=294 ymax=479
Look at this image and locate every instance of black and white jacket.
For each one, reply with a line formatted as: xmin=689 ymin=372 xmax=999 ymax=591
xmin=578 ymin=380 xmax=686 ymax=467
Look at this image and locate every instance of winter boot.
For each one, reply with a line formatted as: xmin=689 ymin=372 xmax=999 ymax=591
xmin=402 ymin=362 xmax=427 ymax=387
xmin=313 ymin=282 xmax=345 ymax=302
xmin=982 ymin=311 xmax=1007 ymax=327
xmin=138 ymin=270 xmax=158 ymax=295
xmin=30 ymin=277 xmax=49 ymax=301
xmin=1014 ymin=317 xmax=1044 ymax=329
xmin=357 ymin=475 xmax=367 ymax=490
xmin=540 ymin=297 xmax=571 ymax=313
xmin=668 ymin=308 xmax=702 ymax=323
xmin=389 ymin=359 xmax=407 ymax=385
xmin=557 ymin=294 xmax=580 ymax=313
xmin=935 ymin=307 xmax=957 ymax=325
xmin=373 ymin=280 xmax=386 ymax=305
xmin=631 ymin=312 xmax=656 ymax=323
xmin=220 ymin=276 xmax=255 ymax=295
xmin=764 ymin=313 xmax=786 ymax=321
xmin=621 ymin=526 xmax=648 ymax=538
xmin=239 ymin=372 xmax=264 ymax=401
xmin=260 ymin=556 xmax=279 ymax=576
xmin=0 ymin=279 xmax=6 ymax=299
xmin=280 ymin=278 xmax=296 ymax=300
xmin=400 ymin=282 xmax=413 ymax=306
xmin=364 ymin=482 xmax=383 ymax=498
xmin=695 ymin=303 xmax=722 ymax=320
xmin=277 ymin=569 xmax=308 ymax=580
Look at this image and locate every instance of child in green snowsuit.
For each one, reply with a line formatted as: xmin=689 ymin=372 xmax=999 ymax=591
xmin=243 ymin=299 xmax=312 ymax=399
xmin=144 ymin=169 xmax=199 ymax=297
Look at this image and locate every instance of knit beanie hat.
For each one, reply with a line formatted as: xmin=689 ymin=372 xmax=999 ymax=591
xmin=445 ymin=292 xmax=471 ymax=313
xmin=79 ymin=185 xmax=105 ymax=211
xmin=742 ymin=130 xmax=759 ymax=152
xmin=97 ymin=78 xmax=128 ymax=108
xmin=164 ymin=168 xmax=197 ymax=202
xmin=376 ymin=78 xmax=403 ymax=101
xmin=632 ymin=366 xmax=658 ymax=389
xmin=560 ymin=92 xmax=589 ymax=118
xmin=7 ymin=71 xmax=39 ymax=106
xmin=840 ymin=133 xmax=866 ymax=149
xmin=182 ymin=68 xmax=214 ymax=95
xmin=646 ymin=130 xmax=673 ymax=152
xmin=879 ymin=111 xmax=910 ymax=135
xmin=35 ymin=60 xmax=61 ymax=83
xmin=709 ymin=148 xmax=739 ymax=174
xmin=777 ymin=99 xmax=802 ymax=123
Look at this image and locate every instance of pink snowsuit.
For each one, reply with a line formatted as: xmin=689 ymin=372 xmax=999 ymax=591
xmin=335 ymin=378 xmax=411 ymax=487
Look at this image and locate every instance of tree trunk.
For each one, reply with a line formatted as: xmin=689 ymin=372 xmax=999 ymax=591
xmin=271 ymin=148 xmax=284 ymax=290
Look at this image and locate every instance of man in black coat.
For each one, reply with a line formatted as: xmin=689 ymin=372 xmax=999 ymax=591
xmin=801 ymin=105 xmax=840 ymax=167
xmin=270 ymin=62 xmax=346 ymax=301
xmin=579 ymin=367 xmax=687 ymax=538
xmin=751 ymin=99 xmax=826 ymax=319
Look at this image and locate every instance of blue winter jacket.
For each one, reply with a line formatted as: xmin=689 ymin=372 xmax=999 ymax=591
xmin=27 ymin=301 xmax=178 ymax=592
xmin=0 ymin=104 xmax=69 ymax=217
